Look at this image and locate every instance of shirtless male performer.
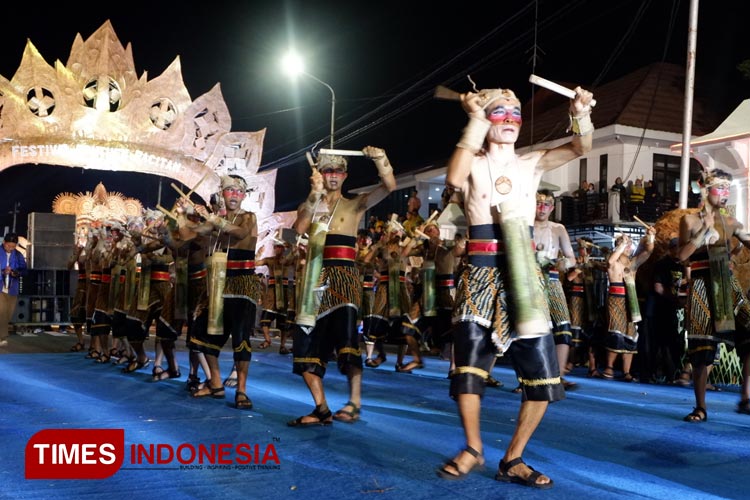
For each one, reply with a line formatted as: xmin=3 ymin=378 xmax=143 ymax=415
xmin=437 ymin=83 xmax=593 ymax=489
xmin=417 ymin=221 xmax=462 ymax=362
xmin=191 ymin=175 xmax=261 ymax=411
xmin=601 ymin=230 xmax=654 ymax=382
xmin=288 ymin=147 xmax=396 ymax=426
xmin=678 ymin=168 xmax=750 ymax=421
xmin=533 ymin=189 xmax=578 ymax=390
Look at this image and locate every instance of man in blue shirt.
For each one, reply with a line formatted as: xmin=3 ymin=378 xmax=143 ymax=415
xmin=0 ymin=233 xmax=27 ymax=347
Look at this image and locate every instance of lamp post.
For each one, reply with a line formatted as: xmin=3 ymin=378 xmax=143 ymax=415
xmin=282 ymin=51 xmax=336 ymax=148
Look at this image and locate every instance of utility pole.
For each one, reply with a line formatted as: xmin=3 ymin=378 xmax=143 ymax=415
xmin=8 ymin=201 xmax=20 ymax=233
xmin=679 ymin=0 xmax=699 ymax=208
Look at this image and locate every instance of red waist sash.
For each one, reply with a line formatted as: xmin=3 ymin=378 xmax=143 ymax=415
xmin=151 ymin=271 xmax=171 ymax=281
xmin=226 ymin=260 xmax=256 ymax=270
xmin=690 ymin=260 xmax=709 ymax=271
xmin=189 ymin=268 xmax=207 ymax=280
xmin=323 ymin=246 xmax=357 ymax=262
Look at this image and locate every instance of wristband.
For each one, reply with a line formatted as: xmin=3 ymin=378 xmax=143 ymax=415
xmin=568 ymin=113 xmax=594 ymax=136
xmin=211 ymin=215 xmax=227 ymax=230
xmin=457 ymin=115 xmax=491 ymax=153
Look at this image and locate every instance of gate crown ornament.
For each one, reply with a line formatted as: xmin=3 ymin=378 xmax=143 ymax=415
xmin=0 ymin=20 xmax=264 ymax=202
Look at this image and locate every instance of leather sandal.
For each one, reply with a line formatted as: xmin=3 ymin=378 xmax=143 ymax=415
xmin=436 ymin=445 xmax=485 ymax=480
xmin=192 ymin=385 xmax=226 ymax=399
xmin=287 ymin=405 xmax=333 ymax=427
xmin=333 ymin=401 xmax=361 ymax=423
xmin=683 ymin=406 xmax=707 ymax=422
xmin=235 ymin=391 xmax=253 ymax=410
xmin=495 ymin=456 xmax=553 ymax=489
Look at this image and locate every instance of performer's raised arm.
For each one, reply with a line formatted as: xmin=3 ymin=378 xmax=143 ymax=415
xmin=537 ymin=87 xmax=594 ymax=171
xmin=294 ymin=167 xmax=325 ymax=236
xmin=358 ymin=146 xmax=397 ymax=210
xmin=632 ymin=226 xmax=656 ymax=270
xmin=445 ymin=91 xmax=488 ymax=189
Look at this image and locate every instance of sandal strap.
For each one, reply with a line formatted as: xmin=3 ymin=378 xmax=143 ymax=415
xmin=442 ymin=459 xmax=459 ymax=475
xmin=313 ymin=406 xmax=332 ymax=420
xmin=500 ymin=456 xmax=525 ymax=472
xmin=527 ymin=469 xmax=543 ymax=484
xmin=464 ymin=446 xmax=481 ymax=459
xmin=341 ymin=401 xmax=361 ymax=412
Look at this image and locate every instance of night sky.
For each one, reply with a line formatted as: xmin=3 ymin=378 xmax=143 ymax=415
xmin=0 ymin=0 xmax=748 ymax=235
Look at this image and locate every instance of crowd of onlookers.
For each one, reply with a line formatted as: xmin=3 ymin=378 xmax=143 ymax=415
xmin=357 ymin=184 xmax=729 ymax=389
xmin=562 ymin=176 xmax=701 ymax=224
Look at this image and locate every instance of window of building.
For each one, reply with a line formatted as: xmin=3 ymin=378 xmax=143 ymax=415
xmin=579 ymin=158 xmax=588 ymax=187
xmin=599 ymin=154 xmax=608 ymax=192
xmin=652 ymin=153 xmax=702 ymax=206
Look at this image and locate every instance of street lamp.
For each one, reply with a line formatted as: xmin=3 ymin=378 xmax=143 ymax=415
xmin=281 ymin=51 xmax=336 ymax=149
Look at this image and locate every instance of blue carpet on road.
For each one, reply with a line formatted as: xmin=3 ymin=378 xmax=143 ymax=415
xmin=1 ymin=346 xmax=748 ymax=500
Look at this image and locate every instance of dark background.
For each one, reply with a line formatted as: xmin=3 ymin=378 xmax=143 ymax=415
xmin=0 ymin=0 xmax=748 ymax=235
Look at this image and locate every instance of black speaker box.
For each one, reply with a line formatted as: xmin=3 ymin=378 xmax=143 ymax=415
xmin=29 ymin=244 xmax=74 ymax=270
xmin=28 ymin=213 xmax=76 ymax=246
xmin=11 ymin=296 xmax=30 ymax=323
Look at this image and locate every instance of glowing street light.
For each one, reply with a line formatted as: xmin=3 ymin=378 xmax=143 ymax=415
xmin=282 ymin=50 xmax=336 ymax=149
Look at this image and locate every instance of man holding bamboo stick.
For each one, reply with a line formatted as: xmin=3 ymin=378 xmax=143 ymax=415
xmin=678 ymin=168 xmax=750 ymax=421
xmin=601 ymin=229 xmax=654 ymax=382
xmin=437 ymin=83 xmax=593 ymax=489
xmin=188 ymin=175 xmax=261 ymax=411
xmin=287 ymin=147 xmax=396 ymax=426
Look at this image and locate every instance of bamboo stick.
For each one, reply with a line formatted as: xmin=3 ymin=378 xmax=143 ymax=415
xmin=319 ymin=148 xmax=365 ymax=157
xmin=528 ymin=74 xmax=597 ymax=107
xmin=632 ymin=215 xmax=651 ymax=229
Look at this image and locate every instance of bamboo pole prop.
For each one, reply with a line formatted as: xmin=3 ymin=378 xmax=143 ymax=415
xmin=318 ymin=148 xmax=365 ymax=157
xmin=306 ymin=152 xmax=316 ymax=169
xmin=632 ymin=215 xmax=652 ymax=230
xmin=424 ymin=210 xmax=440 ymax=226
xmin=184 ymin=172 xmax=210 ymax=199
xmin=433 ymin=85 xmax=460 ymax=101
xmin=414 ymin=210 xmax=441 ymax=240
xmin=387 ymin=213 xmax=406 ymax=234
xmin=579 ymin=240 xmax=604 ymax=251
xmin=528 ymin=74 xmax=597 ymax=107
xmin=414 ymin=229 xmax=429 ymax=240
xmin=170 ymin=183 xmax=198 ymax=208
xmin=414 ymin=227 xmax=447 ymax=249
xmin=156 ymin=204 xmax=178 ymax=221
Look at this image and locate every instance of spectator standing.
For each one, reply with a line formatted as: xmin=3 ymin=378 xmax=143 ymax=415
xmin=407 ymin=190 xmax=422 ymax=216
xmin=611 ymin=177 xmax=627 ymax=196
xmin=611 ymin=177 xmax=629 ymax=219
xmin=0 ymin=233 xmax=28 ymax=347
xmin=643 ymin=238 xmax=686 ymax=383
xmin=629 ymin=177 xmax=646 ymax=217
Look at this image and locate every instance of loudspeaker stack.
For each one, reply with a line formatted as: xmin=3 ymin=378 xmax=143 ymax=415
xmin=27 ymin=213 xmax=76 ymax=269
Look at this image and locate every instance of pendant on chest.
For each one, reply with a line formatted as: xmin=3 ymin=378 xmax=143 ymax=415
xmin=495 ymin=176 xmax=512 ymax=195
